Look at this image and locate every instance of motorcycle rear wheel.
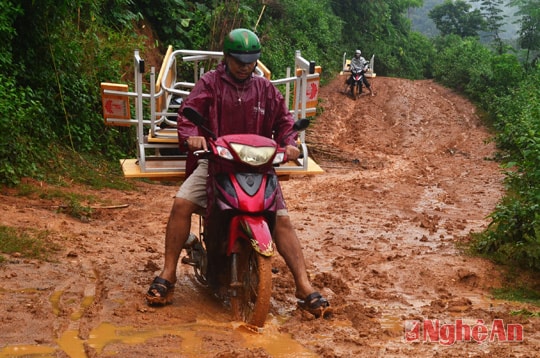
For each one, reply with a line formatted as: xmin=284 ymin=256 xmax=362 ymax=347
xmin=230 ymin=244 xmax=272 ymax=327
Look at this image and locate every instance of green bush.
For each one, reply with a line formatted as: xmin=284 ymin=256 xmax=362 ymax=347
xmin=258 ymin=0 xmax=343 ymax=80
xmin=431 ymin=35 xmax=540 ymax=272
xmin=133 ymin=0 xmax=212 ymax=50
xmin=0 ymin=75 xmax=50 ymax=185
xmin=472 ymin=66 xmax=540 ymax=270
xmin=432 ymin=35 xmax=492 ymax=95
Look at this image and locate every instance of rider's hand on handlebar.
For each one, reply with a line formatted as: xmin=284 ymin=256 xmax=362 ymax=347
xmin=285 ymin=145 xmax=300 ymax=161
xmin=186 ymin=136 xmax=208 ymax=152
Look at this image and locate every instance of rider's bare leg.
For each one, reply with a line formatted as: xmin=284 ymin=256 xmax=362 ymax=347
xmin=273 ymin=215 xmax=316 ymax=299
xmin=157 ymin=197 xmax=201 ymax=285
xmin=365 ymin=79 xmax=374 ymax=96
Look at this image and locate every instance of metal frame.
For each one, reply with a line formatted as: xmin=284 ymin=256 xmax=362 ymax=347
xmin=103 ymin=48 xmax=320 ymax=175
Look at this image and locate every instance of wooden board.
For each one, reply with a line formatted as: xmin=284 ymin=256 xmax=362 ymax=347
xmin=293 ymin=66 xmax=321 ymax=118
xmin=155 ymin=45 xmax=175 ymax=118
xmin=101 ymin=83 xmax=130 ymax=126
xmin=120 ymin=157 xmax=324 ymax=181
xmin=147 ymin=129 xmax=179 ymax=143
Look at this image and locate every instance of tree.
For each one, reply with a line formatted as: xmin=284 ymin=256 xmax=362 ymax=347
xmin=473 ymin=0 xmax=507 ymax=54
xmin=330 ymin=0 xmax=428 ymax=78
xmin=259 ymin=0 xmax=343 ymax=78
xmin=429 ymin=0 xmax=486 ymax=38
xmin=407 ymin=0 xmax=442 ymax=37
xmin=510 ymin=0 xmax=540 ymax=67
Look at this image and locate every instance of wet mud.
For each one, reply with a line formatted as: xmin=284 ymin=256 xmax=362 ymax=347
xmin=1 ymin=76 xmax=539 ymax=357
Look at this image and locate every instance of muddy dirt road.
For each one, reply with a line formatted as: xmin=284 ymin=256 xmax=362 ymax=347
xmin=1 ymin=76 xmax=539 ymax=357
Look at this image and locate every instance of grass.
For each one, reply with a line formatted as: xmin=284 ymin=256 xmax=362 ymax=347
xmin=10 ymin=147 xmax=143 ymax=221
xmin=0 ymin=146 xmax=145 ymax=263
xmin=461 ymin=234 xmax=540 ymax=315
xmin=0 ymin=151 xmax=138 ymax=262
xmin=16 ymin=184 xmax=102 ymax=221
xmin=42 ymin=149 xmax=136 ymax=191
xmin=0 ymin=226 xmax=62 ymax=263
xmin=0 ymin=149 xmax=144 ymax=263
xmin=0 ymin=143 xmax=163 ymax=264
xmin=492 ymin=287 xmax=540 ymax=306
xmin=510 ymin=309 xmax=540 ymax=317
xmin=489 ymin=268 xmax=540 ymax=317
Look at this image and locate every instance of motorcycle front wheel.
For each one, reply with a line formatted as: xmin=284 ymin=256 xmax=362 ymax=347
xmin=352 ymin=83 xmax=360 ymax=100
xmin=230 ymin=243 xmax=272 ymax=328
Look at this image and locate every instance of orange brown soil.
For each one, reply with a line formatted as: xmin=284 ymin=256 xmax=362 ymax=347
xmin=1 ymin=76 xmax=539 ymax=357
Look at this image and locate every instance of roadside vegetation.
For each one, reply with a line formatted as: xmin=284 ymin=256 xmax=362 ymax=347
xmin=1 ymin=0 xmax=540 ymax=293
xmin=0 ymin=226 xmax=61 ymax=263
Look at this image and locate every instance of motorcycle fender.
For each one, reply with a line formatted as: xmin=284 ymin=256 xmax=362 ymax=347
xmin=228 ymin=215 xmax=274 ymax=257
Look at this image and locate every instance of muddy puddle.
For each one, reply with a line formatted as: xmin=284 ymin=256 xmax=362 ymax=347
xmin=1 ymin=289 xmax=516 ymax=357
xmin=0 ymin=317 xmax=321 ymax=357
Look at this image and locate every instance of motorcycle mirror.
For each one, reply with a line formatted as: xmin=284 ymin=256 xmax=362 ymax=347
xmin=182 ymin=107 xmax=205 ymax=126
xmin=182 ymin=107 xmax=217 ymax=140
xmin=293 ymin=118 xmax=310 ymax=131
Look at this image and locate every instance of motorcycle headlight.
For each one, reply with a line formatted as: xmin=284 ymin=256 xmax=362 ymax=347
xmin=229 ymin=143 xmax=276 ymax=166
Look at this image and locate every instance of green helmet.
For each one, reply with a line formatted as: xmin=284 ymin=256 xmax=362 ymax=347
xmin=223 ymin=28 xmax=261 ymax=63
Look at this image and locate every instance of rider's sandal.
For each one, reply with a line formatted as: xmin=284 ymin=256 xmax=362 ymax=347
xmin=297 ymin=291 xmax=332 ymax=319
xmin=146 ymin=276 xmax=175 ymax=306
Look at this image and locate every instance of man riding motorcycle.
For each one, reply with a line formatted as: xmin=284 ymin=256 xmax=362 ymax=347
xmin=145 ymin=28 xmax=331 ymax=319
xmin=348 ymin=49 xmax=373 ymax=96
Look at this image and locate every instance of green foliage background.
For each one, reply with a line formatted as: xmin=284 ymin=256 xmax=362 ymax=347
xmin=2 ymin=0 xmax=540 ymax=272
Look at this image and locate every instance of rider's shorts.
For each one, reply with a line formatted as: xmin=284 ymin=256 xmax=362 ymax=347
xmin=176 ymin=159 xmax=289 ymax=216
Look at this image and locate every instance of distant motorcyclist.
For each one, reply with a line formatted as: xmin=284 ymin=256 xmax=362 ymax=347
xmin=348 ymin=49 xmax=373 ymax=96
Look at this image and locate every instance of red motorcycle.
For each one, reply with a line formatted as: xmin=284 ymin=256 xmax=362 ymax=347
xmin=180 ymin=107 xmax=309 ymax=329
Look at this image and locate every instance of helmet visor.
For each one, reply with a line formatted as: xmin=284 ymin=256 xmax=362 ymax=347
xmin=229 ymin=51 xmax=260 ymax=64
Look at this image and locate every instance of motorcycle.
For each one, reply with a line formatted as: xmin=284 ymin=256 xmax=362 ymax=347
xmin=349 ymin=68 xmax=367 ymax=100
xmin=180 ymin=107 xmax=309 ymax=329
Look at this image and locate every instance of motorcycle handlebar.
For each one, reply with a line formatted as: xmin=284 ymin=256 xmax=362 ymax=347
xmin=193 ymin=149 xmax=210 ymax=157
